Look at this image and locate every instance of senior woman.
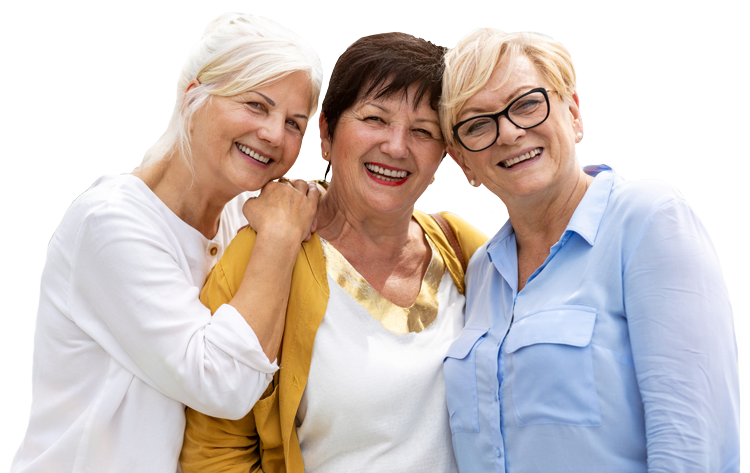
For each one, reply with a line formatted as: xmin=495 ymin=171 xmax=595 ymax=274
xmin=441 ymin=29 xmax=739 ymax=472
xmin=12 ymin=13 xmax=323 ymax=473
xmin=180 ymin=33 xmax=487 ymax=473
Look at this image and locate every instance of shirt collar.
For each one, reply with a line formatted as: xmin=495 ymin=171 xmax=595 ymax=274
xmin=564 ymin=169 xmax=615 ymax=246
xmin=485 ymin=167 xmax=616 ymax=260
xmin=485 ymin=219 xmax=518 ymax=290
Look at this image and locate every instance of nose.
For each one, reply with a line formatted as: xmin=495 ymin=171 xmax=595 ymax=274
xmin=379 ymin=125 xmax=409 ymax=160
xmin=256 ymin=115 xmax=285 ymax=147
xmin=495 ymin=115 xmax=525 ymax=146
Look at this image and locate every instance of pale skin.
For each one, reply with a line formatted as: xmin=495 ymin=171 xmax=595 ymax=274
xmin=133 ymin=72 xmax=319 ymax=361
xmin=315 ymin=87 xmax=445 ymax=307
xmin=448 ymin=55 xmax=592 ymax=291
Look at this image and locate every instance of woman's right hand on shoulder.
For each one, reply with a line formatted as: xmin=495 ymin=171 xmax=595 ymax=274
xmin=243 ymin=178 xmax=320 ymax=245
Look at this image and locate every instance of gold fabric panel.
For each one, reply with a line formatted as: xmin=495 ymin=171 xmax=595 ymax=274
xmin=321 ymin=236 xmax=445 ymax=334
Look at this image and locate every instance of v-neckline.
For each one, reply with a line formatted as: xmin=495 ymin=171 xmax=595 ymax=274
xmin=320 ymin=235 xmax=445 ymax=334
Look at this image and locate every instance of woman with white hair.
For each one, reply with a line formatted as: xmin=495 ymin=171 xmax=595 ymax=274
xmin=12 ymin=13 xmax=322 ymax=472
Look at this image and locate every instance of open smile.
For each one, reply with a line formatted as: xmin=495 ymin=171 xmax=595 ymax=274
xmin=364 ymin=162 xmax=410 ymax=185
xmin=499 ymin=147 xmax=542 ymax=168
xmin=236 ymin=142 xmax=272 ymax=165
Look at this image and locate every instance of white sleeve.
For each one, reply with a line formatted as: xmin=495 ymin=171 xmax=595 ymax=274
xmin=68 ymin=202 xmax=277 ymax=420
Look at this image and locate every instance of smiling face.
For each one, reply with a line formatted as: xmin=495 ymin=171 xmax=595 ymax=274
xmin=321 ymin=84 xmax=445 ymax=217
xmin=189 ymin=71 xmax=313 ymax=200
xmin=447 ymin=55 xmax=583 ymax=203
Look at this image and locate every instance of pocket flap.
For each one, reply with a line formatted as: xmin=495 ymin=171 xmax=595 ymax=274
xmin=446 ymin=326 xmax=489 ymax=360
xmin=505 ymin=306 xmax=596 ymax=354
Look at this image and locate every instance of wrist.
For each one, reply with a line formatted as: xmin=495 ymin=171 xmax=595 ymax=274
xmin=254 ymin=228 xmax=302 ymax=252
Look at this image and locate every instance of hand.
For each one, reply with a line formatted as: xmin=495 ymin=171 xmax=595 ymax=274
xmin=242 ymin=179 xmax=320 ymax=245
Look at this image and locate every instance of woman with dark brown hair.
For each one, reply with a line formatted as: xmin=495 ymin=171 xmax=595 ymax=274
xmin=180 ymin=32 xmax=486 ymax=473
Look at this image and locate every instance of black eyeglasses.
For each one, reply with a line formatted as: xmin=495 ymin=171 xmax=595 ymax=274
xmin=452 ymin=87 xmax=551 ymax=152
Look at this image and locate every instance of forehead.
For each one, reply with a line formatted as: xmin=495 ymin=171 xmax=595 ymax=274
xmin=358 ymin=83 xmax=437 ymax=117
xmin=460 ymin=55 xmax=546 ymax=117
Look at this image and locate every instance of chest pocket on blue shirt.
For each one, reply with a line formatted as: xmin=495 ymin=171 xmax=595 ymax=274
xmin=443 ymin=326 xmax=488 ymax=433
xmin=505 ymin=306 xmax=601 ymax=427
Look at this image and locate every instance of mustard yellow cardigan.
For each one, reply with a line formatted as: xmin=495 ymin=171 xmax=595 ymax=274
xmin=180 ymin=210 xmax=487 ymax=473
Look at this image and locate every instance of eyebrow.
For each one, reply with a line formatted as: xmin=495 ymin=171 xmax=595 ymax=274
xmin=363 ymin=102 xmax=390 ymax=113
xmin=460 ymin=84 xmax=537 ymax=119
xmin=414 ymin=117 xmax=440 ymax=126
xmin=249 ymin=91 xmax=309 ymax=120
xmin=250 ymin=91 xmax=275 ymax=106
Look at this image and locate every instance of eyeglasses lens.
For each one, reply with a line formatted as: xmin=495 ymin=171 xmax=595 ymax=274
xmin=457 ymin=90 xmax=549 ymax=152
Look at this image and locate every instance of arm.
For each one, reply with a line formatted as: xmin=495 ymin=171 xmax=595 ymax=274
xmin=623 ymin=197 xmax=739 ymax=472
xmin=229 ymin=179 xmax=319 ymax=361
xmin=68 ymin=180 xmax=317 ymax=420
xmin=182 ymin=221 xmax=292 ymax=472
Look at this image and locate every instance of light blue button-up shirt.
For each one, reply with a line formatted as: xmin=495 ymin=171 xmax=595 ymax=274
xmin=444 ymin=169 xmax=739 ymax=472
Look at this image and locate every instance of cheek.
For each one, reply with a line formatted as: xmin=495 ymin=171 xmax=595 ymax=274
xmin=462 ymin=151 xmax=490 ymax=174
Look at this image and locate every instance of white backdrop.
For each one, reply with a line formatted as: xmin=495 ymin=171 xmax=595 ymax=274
xmin=1 ymin=0 xmax=747 ymax=468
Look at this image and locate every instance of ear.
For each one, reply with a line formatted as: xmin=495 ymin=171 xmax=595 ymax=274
xmin=446 ymin=145 xmax=477 ymax=184
xmin=185 ymin=78 xmax=200 ymax=93
xmin=569 ymin=91 xmax=583 ymax=137
xmin=319 ymin=113 xmax=332 ymax=161
xmin=181 ymin=79 xmax=201 ymax=131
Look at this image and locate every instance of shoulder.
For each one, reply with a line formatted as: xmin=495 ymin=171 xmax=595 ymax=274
xmin=607 ymin=175 xmax=686 ymax=219
xmin=69 ymin=174 xmax=166 ymax=223
xmin=54 ymin=175 xmax=172 ymax=246
xmin=439 ymin=212 xmax=488 ymax=263
xmin=413 ymin=210 xmax=488 ymax=262
xmin=465 ymin=239 xmax=492 ymax=284
xmin=598 ymin=174 xmax=706 ymax=259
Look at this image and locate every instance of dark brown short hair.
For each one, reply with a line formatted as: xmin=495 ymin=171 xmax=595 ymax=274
xmin=321 ymin=32 xmax=446 ymax=138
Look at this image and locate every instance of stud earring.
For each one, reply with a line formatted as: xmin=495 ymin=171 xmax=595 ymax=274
xmin=470 ymin=179 xmax=476 ymax=186
xmin=576 ymin=132 xmax=583 ymax=141
xmin=323 ymin=151 xmax=329 ymax=158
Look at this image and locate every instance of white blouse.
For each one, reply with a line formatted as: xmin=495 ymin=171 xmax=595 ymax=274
xmin=296 ymin=237 xmax=462 ymax=472
xmin=12 ymin=174 xmax=277 ymax=473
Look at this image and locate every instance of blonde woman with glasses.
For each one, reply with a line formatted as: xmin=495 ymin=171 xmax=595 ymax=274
xmin=441 ymin=29 xmax=739 ymax=472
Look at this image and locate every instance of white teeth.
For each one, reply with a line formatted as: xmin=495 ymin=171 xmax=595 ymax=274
xmin=365 ymin=163 xmax=409 ymax=181
xmin=501 ymin=148 xmax=541 ymax=168
xmin=237 ymin=143 xmax=270 ymax=164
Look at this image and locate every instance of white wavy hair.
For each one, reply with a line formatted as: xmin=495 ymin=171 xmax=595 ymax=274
xmin=141 ymin=12 xmax=323 ymax=167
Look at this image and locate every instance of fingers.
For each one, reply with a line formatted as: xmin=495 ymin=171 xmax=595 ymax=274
xmin=303 ymin=216 xmax=318 ymax=242
xmin=306 ymin=181 xmax=321 ymax=201
xmin=242 ymin=178 xmax=320 ymax=243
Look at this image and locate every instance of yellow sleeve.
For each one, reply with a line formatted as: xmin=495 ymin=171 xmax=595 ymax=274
xmin=441 ymin=211 xmax=488 ymax=263
xmin=180 ymin=228 xmax=282 ymax=473
xmin=181 ymin=404 xmax=262 ymax=473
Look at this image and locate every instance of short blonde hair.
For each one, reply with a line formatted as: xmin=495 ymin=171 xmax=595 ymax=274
xmin=142 ymin=12 xmax=323 ymax=167
xmin=440 ymin=29 xmax=576 ymax=148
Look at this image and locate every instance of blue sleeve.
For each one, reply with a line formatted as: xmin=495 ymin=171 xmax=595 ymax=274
xmin=623 ymin=196 xmax=739 ymax=472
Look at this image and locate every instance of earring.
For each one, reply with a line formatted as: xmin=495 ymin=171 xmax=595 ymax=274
xmin=323 ymin=151 xmax=329 ymax=158
xmin=470 ymin=179 xmax=476 ymax=186
xmin=576 ymin=132 xmax=583 ymax=141
xmin=430 ymin=177 xmax=436 ymax=184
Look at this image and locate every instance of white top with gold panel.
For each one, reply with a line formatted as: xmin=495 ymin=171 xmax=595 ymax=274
xmin=295 ymin=235 xmax=463 ymax=473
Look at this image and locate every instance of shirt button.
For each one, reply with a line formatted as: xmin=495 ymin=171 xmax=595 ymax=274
xmin=210 ymin=247 xmax=218 ymax=256
xmin=495 ymin=448 xmax=501 ymax=457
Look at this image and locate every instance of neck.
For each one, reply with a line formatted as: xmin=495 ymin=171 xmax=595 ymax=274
xmin=132 ymin=154 xmax=230 ymax=239
xmin=316 ymin=184 xmax=417 ymax=254
xmin=508 ymin=167 xmax=593 ymax=250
